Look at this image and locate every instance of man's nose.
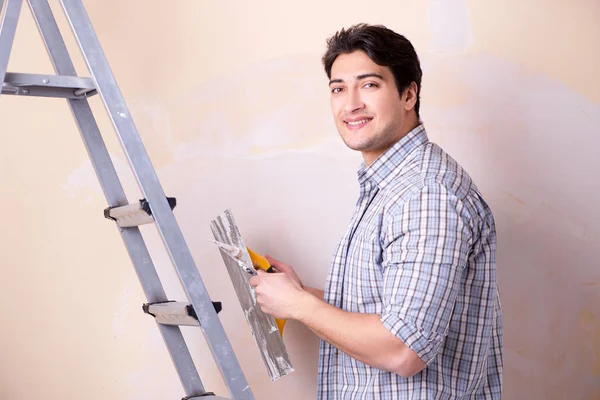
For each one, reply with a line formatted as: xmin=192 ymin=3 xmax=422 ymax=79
xmin=344 ymin=89 xmax=365 ymax=113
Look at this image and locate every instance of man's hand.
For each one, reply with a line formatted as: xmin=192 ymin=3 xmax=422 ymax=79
xmin=249 ymin=269 xmax=308 ymax=320
xmin=264 ymin=255 xmax=303 ymax=286
xmin=264 ymin=255 xmax=325 ymax=300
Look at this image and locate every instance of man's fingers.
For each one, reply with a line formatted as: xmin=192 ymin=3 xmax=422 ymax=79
xmin=265 ymin=255 xmax=290 ymax=272
xmin=249 ymin=273 xmax=262 ymax=287
xmin=264 ymin=254 xmax=279 ymax=265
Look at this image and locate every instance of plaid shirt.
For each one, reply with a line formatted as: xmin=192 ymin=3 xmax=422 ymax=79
xmin=317 ymin=124 xmax=503 ymax=399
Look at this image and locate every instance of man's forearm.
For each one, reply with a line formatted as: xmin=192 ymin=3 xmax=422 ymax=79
xmin=303 ymin=286 xmax=324 ymax=300
xmin=295 ymin=292 xmax=420 ymax=375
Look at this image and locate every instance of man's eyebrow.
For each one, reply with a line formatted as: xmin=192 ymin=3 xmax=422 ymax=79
xmin=328 ymin=73 xmax=384 ymax=86
xmin=357 ymin=73 xmax=384 ymax=81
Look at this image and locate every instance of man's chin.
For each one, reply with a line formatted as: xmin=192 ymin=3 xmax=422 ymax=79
xmin=338 ymin=131 xmax=367 ymax=148
xmin=341 ymin=139 xmax=373 ymax=152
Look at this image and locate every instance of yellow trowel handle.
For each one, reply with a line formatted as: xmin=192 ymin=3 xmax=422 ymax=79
xmin=246 ymin=247 xmax=275 ymax=273
xmin=246 ymin=246 xmax=286 ymax=336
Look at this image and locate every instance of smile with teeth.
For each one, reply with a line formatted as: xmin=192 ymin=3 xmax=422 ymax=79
xmin=346 ymin=118 xmax=373 ymax=126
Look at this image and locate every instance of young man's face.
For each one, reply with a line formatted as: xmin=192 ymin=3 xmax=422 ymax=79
xmin=328 ymin=50 xmax=417 ymax=166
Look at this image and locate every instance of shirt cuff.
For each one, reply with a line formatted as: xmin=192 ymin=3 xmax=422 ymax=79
xmin=380 ymin=310 xmax=444 ymax=365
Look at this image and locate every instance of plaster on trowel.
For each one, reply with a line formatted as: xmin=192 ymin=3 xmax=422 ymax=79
xmin=210 ymin=240 xmax=257 ymax=276
xmin=210 ymin=239 xmax=287 ymax=336
xmin=209 ymin=209 xmax=294 ymax=381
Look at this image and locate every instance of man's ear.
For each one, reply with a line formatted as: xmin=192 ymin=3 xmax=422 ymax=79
xmin=403 ymin=82 xmax=418 ymax=111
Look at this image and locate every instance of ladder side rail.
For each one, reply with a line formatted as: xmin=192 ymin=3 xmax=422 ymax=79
xmin=28 ymin=0 xmax=207 ymax=397
xmin=57 ymin=1 xmax=254 ymax=398
xmin=0 ymin=0 xmax=23 ymax=87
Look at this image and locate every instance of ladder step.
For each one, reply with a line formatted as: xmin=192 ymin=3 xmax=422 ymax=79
xmin=143 ymin=301 xmax=222 ymax=327
xmin=104 ymin=197 xmax=176 ymax=228
xmin=1 ymin=72 xmax=97 ymax=98
xmin=183 ymin=395 xmax=231 ymax=400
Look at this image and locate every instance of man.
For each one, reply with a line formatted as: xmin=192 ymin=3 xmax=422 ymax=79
xmin=249 ymin=23 xmax=503 ymax=399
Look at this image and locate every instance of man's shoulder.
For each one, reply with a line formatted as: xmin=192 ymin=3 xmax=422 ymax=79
xmin=378 ymin=140 xmax=496 ymax=244
xmin=385 ymin=141 xmax=477 ymax=203
xmin=419 ymin=142 xmax=476 ymax=199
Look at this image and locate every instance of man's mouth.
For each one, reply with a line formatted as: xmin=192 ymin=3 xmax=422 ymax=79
xmin=344 ymin=118 xmax=373 ymax=129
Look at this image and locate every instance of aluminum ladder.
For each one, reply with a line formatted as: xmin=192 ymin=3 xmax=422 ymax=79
xmin=0 ymin=1 xmax=253 ymax=399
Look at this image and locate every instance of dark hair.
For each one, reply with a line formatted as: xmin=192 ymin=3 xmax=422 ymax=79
xmin=322 ymin=23 xmax=422 ymax=115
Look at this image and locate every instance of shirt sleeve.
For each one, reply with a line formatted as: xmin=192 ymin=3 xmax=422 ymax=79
xmin=379 ymin=183 xmax=472 ymax=364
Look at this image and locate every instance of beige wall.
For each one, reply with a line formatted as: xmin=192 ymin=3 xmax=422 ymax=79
xmin=1 ymin=0 xmax=599 ymax=399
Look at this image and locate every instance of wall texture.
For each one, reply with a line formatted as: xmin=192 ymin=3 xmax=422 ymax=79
xmin=1 ymin=0 xmax=599 ymax=399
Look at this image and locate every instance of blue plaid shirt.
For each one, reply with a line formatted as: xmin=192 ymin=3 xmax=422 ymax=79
xmin=317 ymin=124 xmax=503 ymax=399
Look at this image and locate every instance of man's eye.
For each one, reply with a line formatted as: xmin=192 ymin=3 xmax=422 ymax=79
xmin=364 ymin=83 xmax=378 ymax=89
xmin=331 ymin=87 xmax=343 ymax=94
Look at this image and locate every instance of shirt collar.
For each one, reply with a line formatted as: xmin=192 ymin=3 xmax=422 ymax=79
xmin=357 ymin=123 xmax=429 ymax=189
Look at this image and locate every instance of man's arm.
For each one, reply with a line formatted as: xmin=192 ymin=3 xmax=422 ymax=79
xmin=303 ymin=287 xmax=324 ymax=300
xmin=255 ymin=185 xmax=470 ymax=376
xmin=250 ymin=269 xmax=424 ymax=376
xmin=260 ymin=259 xmax=418 ymax=374
xmin=296 ymin=292 xmax=426 ymax=377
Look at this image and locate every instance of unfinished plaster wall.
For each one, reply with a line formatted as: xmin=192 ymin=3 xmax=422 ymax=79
xmin=1 ymin=0 xmax=598 ymax=399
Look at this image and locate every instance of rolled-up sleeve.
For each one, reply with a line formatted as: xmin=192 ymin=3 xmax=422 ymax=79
xmin=379 ymin=183 xmax=472 ymax=364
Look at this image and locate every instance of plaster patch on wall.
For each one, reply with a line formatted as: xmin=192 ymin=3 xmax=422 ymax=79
xmin=60 ymin=153 xmax=138 ymax=202
xmin=422 ymin=51 xmax=600 ymax=250
xmin=427 ymin=0 xmax=473 ymax=55
xmin=171 ymin=135 xmax=345 ymax=162
xmin=422 ymin=52 xmax=600 ymax=190
xmin=62 ymin=101 xmax=177 ymax=200
xmin=111 ymin=276 xmax=136 ymax=338
xmin=61 ymin=159 xmax=102 ymax=202
xmin=128 ymin=99 xmax=175 ymax=166
xmin=165 ymin=54 xmax=338 ymax=162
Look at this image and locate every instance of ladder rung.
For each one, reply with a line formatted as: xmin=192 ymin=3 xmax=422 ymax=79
xmin=104 ymin=197 xmax=176 ymax=228
xmin=143 ymin=301 xmax=222 ymax=327
xmin=1 ymin=72 xmax=97 ymax=98
xmin=184 ymin=396 xmax=230 ymax=400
